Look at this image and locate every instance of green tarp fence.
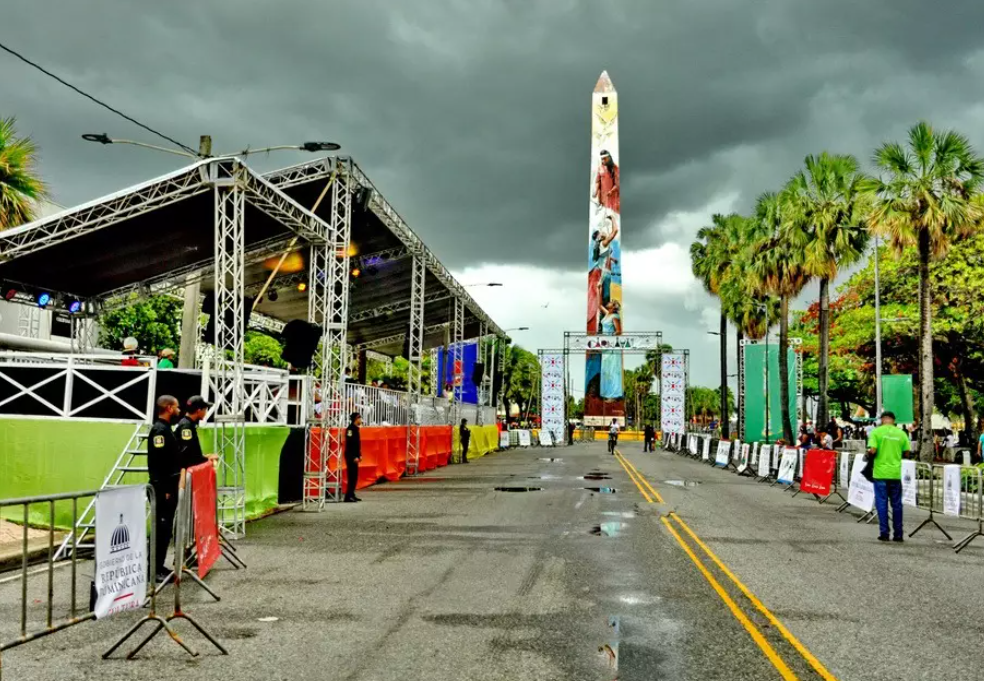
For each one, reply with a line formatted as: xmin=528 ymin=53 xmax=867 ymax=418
xmin=743 ymin=344 xmax=798 ymax=443
xmin=1 ymin=419 xmax=288 ymax=528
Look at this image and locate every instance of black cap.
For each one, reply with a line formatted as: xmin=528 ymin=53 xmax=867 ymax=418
xmin=350 ymin=412 xmax=360 ymax=422
xmin=186 ymin=395 xmax=213 ymax=411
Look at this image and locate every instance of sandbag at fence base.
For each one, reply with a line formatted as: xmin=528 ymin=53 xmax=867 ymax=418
xmin=307 ymin=426 xmax=453 ymax=491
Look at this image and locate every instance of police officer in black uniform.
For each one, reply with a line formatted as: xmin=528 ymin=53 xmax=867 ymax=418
xmin=344 ymin=412 xmax=362 ymax=503
xmin=175 ymin=395 xmax=214 ymax=470
xmin=148 ymin=395 xmax=182 ymax=580
xmin=459 ymin=418 xmax=471 ymax=464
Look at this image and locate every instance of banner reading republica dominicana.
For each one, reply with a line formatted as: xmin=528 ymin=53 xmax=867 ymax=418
xmin=584 ymin=70 xmax=624 ymax=427
xmin=94 ymin=486 xmax=147 ymax=619
xmin=660 ymin=353 xmax=687 ymax=436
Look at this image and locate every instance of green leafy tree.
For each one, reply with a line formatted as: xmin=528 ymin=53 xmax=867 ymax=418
xmin=244 ymin=332 xmax=287 ymax=368
xmin=99 ymin=294 xmax=182 ymax=354
xmin=0 ymin=116 xmax=47 ymax=230
xmin=783 ymin=152 xmax=871 ymax=427
xmin=500 ymin=344 xmax=540 ymax=419
xmin=863 ymin=121 xmax=984 ymax=460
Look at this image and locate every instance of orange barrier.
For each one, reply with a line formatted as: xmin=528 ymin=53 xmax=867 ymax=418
xmin=307 ymin=426 xmax=454 ymax=491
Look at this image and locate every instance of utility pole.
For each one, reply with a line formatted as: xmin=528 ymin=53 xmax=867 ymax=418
xmin=178 ymin=135 xmax=211 ymax=369
xmin=873 ymin=235 xmax=883 ymax=416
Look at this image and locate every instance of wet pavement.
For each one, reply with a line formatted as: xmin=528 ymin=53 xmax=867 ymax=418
xmin=4 ymin=441 xmax=984 ymax=679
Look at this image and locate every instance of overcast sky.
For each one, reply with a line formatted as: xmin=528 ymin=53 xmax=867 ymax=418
xmin=5 ymin=0 xmax=984 ymax=387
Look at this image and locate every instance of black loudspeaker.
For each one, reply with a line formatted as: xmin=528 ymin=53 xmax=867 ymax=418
xmin=280 ymin=320 xmax=323 ymax=369
xmin=491 ymin=365 xmax=504 ymax=397
xmin=471 ymin=362 xmax=485 ymax=387
xmin=354 ymin=187 xmax=373 ymax=213
xmin=202 ymin=293 xmax=254 ymax=343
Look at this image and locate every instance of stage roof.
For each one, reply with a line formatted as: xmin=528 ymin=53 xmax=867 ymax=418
xmin=0 ymin=156 xmax=502 ymax=357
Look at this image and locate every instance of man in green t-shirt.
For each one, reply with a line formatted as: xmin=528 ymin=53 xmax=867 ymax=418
xmin=867 ymin=411 xmax=910 ymax=542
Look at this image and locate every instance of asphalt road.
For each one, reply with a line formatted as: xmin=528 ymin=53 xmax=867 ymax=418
xmin=3 ymin=441 xmax=983 ymax=680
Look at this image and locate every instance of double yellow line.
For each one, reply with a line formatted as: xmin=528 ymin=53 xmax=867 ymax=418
xmin=615 ymin=450 xmax=838 ymax=681
xmin=614 ymin=449 xmax=664 ymax=503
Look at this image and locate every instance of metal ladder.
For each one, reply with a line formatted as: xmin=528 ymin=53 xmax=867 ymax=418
xmin=54 ymin=423 xmax=151 ymax=560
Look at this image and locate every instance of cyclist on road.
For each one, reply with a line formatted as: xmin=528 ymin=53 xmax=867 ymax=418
xmin=608 ymin=418 xmax=620 ymax=454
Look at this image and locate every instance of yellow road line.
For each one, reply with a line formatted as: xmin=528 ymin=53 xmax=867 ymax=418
xmin=660 ymin=517 xmax=799 ymax=681
xmin=669 ymin=513 xmax=839 ymax=681
xmin=616 ymin=450 xmax=665 ymax=503
xmin=613 ymin=451 xmax=653 ymax=503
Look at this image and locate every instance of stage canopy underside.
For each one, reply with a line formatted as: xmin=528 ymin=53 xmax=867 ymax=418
xmin=0 ymin=156 xmax=502 ymax=358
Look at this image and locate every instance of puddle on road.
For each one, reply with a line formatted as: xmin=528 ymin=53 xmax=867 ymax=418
xmin=583 ymin=487 xmax=618 ymax=494
xmin=528 ymin=475 xmax=563 ymax=480
xmin=538 ymin=458 xmax=564 ymax=463
xmin=664 ymin=480 xmax=701 ymax=488
xmin=600 ymin=511 xmax=635 ymax=519
xmin=579 ymin=473 xmax=612 ymax=481
xmin=494 ymin=486 xmax=543 ymax=492
xmin=590 ymin=522 xmax=627 ymax=537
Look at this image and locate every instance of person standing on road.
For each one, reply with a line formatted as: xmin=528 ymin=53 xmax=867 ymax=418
xmin=608 ymin=418 xmax=619 ymax=455
xmin=344 ymin=412 xmax=363 ymax=503
xmin=148 ymin=395 xmax=182 ymax=581
xmin=643 ymin=423 xmax=655 ymax=452
xmin=459 ymin=418 xmax=471 ymax=464
xmin=568 ymin=421 xmax=576 ymax=446
xmin=867 ymin=411 xmax=910 ymax=542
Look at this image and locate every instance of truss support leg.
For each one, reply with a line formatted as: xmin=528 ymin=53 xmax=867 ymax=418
xmin=405 ymin=252 xmax=426 ymax=476
xmin=213 ymin=164 xmax=247 ymax=537
xmin=452 ymin=297 xmax=464 ymax=426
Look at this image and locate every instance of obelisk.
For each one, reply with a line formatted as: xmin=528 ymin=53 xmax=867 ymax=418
xmin=584 ymin=71 xmax=625 ymax=426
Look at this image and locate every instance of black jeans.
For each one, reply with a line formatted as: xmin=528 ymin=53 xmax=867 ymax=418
xmin=345 ymin=458 xmax=359 ymax=499
xmin=152 ymin=482 xmax=178 ymax=574
xmin=461 ymin=439 xmax=470 ymax=463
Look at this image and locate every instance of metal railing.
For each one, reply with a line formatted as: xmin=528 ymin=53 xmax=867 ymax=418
xmin=0 ymin=486 xmax=162 ymax=677
xmin=342 ymin=383 xmax=410 ymax=426
xmin=0 ymin=352 xmax=157 ymax=422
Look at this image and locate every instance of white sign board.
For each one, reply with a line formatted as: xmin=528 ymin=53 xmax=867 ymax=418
xmin=738 ymin=444 xmax=750 ymax=473
xmin=517 ymin=430 xmax=532 ymax=447
xmin=660 ymin=353 xmax=687 ymax=436
xmin=839 ymin=451 xmax=850 ymax=490
xmin=777 ymin=448 xmax=798 ymax=484
xmin=750 ymin=442 xmax=759 ymax=466
xmin=539 ymin=352 xmax=566 ymax=445
xmin=901 ymin=460 xmax=917 ymax=507
xmin=943 ymin=464 xmax=961 ymax=517
xmin=715 ymin=440 xmax=731 ymax=467
xmin=567 ymin=333 xmax=663 ymax=351
xmin=499 ymin=431 xmax=510 ymax=449
xmin=847 ymin=453 xmax=875 ymax=513
xmin=702 ymin=436 xmax=711 ymax=461
xmin=94 ymin=486 xmax=148 ymax=619
xmin=757 ymin=444 xmax=771 ymax=478
xmin=539 ymin=429 xmax=554 ymax=447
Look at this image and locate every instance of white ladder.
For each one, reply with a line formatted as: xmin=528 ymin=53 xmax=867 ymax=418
xmin=54 ymin=423 xmax=151 ymax=560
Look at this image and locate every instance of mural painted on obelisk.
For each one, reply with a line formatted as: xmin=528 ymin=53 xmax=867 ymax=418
xmin=585 ymin=71 xmax=625 ymax=425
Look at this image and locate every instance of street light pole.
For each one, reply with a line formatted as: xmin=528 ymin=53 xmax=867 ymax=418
xmin=874 ymin=235 xmax=883 ymax=416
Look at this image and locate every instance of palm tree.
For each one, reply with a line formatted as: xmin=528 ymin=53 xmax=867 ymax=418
xmin=748 ymin=192 xmax=809 ymax=443
xmin=863 ymin=121 xmax=984 ymax=460
xmin=0 ymin=116 xmax=47 ymax=229
xmin=783 ymin=153 xmax=871 ymax=429
xmin=691 ymin=214 xmax=748 ymax=438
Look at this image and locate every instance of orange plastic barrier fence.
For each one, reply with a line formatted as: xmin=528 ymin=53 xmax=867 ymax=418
xmin=307 ymin=426 xmax=453 ymax=491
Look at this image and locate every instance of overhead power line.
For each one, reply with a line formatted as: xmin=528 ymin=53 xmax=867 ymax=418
xmin=0 ymin=39 xmax=198 ymax=156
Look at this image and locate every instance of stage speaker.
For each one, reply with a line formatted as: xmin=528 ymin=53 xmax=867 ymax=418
xmin=280 ymin=319 xmax=323 ymax=369
xmin=401 ymin=334 xmax=411 ymax=360
xmin=491 ymin=365 xmax=504 ymax=397
xmin=471 ymin=362 xmax=485 ymax=387
xmin=202 ymin=293 xmax=254 ymax=343
xmin=354 ymin=187 xmax=374 ymax=213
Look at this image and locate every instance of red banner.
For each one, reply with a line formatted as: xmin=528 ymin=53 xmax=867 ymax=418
xmin=189 ymin=462 xmax=220 ymax=578
xmin=800 ymin=449 xmax=836 ymax=495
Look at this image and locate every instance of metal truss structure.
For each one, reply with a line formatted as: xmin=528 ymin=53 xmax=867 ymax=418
xmin=348 ymin=289 xmax=451 ymax=324
xmin=451 ymin=298 xmax=464 ymax=418
xmin=405 ymin=253 xmax=426 ymax=475
xmin=352 ymin=322 xmax=447 ymax=353
xmin=302 ymin=159 xmax=353 ymax=508
xmin=212 ymin=160 xmax=248 ymax=536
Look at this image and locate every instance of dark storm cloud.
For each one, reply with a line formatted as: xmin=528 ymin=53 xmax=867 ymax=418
xmin=5 ymin=0 xmax=984 ymax=271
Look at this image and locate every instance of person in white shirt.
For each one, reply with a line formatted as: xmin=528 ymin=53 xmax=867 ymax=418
xmin=607 ymin=419 xmax=619 ymax=455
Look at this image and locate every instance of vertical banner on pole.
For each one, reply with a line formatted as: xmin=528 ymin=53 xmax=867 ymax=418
xmin=94 ymin=486 xmax=148 ymax=619
xmin=661 ymin=352 xmax=687 ymax=437
xmin=800 ymin=450 xmax=836 ymax=495
xmin=777 ymin=448 xmax=798 ymax=484
xmin=190 ymin=463 xmax=221 ymax=578
xmin=540 ymin=352 xmax=566 ymax=446
xmin=848 ymin=453 xmax=875 ymax=512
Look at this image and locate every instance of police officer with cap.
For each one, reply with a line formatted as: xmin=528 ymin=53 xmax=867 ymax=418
xmin=175 ymin=395 xmax=215 ymax=470
xmin=344 ymin=412 xmax=362 ymax=503
xmin=148 ymin=395 xmax=182 ymax=581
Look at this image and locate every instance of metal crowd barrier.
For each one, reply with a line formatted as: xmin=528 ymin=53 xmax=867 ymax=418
xmin=0 ymin=485 xmax=165 ymax=678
